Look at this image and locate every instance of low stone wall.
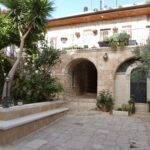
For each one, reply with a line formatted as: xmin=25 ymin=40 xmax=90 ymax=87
xmin=0 ymin=101 xmax=65 ymax=120
xmin=0 ymin=101 xmax=69 ymax=145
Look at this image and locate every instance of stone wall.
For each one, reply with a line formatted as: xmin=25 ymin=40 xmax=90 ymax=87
xmin=53 ymin=47 xmax=137 ymax=106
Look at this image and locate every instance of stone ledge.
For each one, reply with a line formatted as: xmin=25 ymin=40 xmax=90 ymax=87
xmin=0 ymin=101 xmax=66 ymax=120
xmin=0 ymin=107 xmax=69 ymax=145
xmin=0 ymin=108 xmax=69 ymax=130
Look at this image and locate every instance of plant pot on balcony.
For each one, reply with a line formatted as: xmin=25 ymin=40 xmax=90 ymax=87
xmin=98 ymin=41 xmax=109 ymax=47
xmin=128 ymin=40 xmax=138 ymax=45
xmin=93 ymin=29 xmax=98 ymax=35
xmin=75 ymin=32 xmax=80 ymax=38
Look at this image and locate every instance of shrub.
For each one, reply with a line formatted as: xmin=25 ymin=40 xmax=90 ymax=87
xmin=121 ymin=104 xmax=129 ymax=111
xmin=96 ymin=90 xmax=113 ymax=112
xmin=104 ymin=32 xmax=130 ymax=50
xmin=11 ymin=45 xmax=63 ymax=104
xmin=128 ymin=97 xmax=136 ymax=115
xmin=118 ymin=32 xmax=130 ymax=48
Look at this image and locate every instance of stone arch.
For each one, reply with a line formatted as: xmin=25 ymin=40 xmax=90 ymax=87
xmin=114 ymin=57 xmax=150 ymax=106
xmin=114 ymin=58 xmax=138 ymax=106
xmin=64 ymin=58 xmax=97 ymax=96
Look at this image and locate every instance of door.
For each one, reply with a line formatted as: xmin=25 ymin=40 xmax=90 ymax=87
xmin=130 ymin=68 xmax=147 ymax=103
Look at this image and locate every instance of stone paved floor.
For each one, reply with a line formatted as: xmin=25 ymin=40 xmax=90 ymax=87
xmin=1 ymin=112 xmax=150 ymax=150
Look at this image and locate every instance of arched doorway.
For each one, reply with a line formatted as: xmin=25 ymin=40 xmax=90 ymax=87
xmin=130 ymin=68 xmax=147 ymax=103
xmin=66 ymin=59 xmax=97 ymax=96
xmin=115 ymin=58 xmax=150 ymax=106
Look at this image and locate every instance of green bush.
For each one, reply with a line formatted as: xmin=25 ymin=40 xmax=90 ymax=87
xmin=96 ymin=90 xmax=113 ymax=112
xmin=118 ymin=32 xmax=130 ymax=48
xmin=104 ymin=32 xmax=130 ymax=50
xmin=128 ymin=97 xmax=136 ymax=115
xmin=11 ymin=45 xmax=63 ymax=104
xmin=121 ymin=104 xmax=129 ymax=111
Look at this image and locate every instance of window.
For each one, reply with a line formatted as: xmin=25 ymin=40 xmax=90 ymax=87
xmin=122 ymin=25 xmax=132 ymax=38
xmin=83 ymin=30 xmax=93 ymax=46
xmin=50 ymin=37 xmax=57 ymax=48
xmin=100 ymin=28 xmax=111 ymax=41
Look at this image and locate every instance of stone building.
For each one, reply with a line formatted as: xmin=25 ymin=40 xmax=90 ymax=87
xmin=46 ymin=4 xmax=150 ymax=109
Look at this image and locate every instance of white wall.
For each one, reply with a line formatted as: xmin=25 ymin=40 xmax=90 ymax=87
xmin=46 ymin=15 xmax=149 ymax=49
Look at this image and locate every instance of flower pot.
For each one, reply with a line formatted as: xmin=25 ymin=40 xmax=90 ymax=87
xmin=113 ymin=110 xmax=128 ymax=116
xmin=17 ymin=101 xmax=23 ymax=106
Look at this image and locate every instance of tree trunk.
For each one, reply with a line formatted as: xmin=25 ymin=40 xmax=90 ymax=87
xmin=2 ymin=38 xmax=25 ymax=99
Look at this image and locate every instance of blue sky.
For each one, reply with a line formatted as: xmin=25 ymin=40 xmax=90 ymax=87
xmin=52 ymin=0 xmax=144 ymax=18
xmin=0 ymin=0 xmax=145 ymax=18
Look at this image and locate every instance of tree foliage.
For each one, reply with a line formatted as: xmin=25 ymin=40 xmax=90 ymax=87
xmin=11 ymin=43 xmax=63 ymax=104
xmin=134 ymin=41 xmax=150 ymax=79
xmin=0 ymin=0 xmax=54 ymax=99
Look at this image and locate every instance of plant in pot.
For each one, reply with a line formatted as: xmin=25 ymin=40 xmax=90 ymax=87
xmin=61 ymin=37 xmax=67 ymax=43
xmin=75 ymin=32 xmax=80 ymax=38
xmin=128 ymin=97 xmax=136 ymax=115
xmin=96 ymin=90 xmax=113 ymax=113
xmin=118 ymin=32 xmax=130 ymax=48
xmin=92 ymin=29 xmax=98 ymax=35
xmin=104 ymin=34 xmax=118 ymax=50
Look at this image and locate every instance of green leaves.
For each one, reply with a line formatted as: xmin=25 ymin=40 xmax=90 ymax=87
xmin=96 ymin=90 xmax=114 ymax=112
xmin=11 ymin=44 xmax=63 ymax=103
xmin=134 ymin=42 xmax=150 ymax=79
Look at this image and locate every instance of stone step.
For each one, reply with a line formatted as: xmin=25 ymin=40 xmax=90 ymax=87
xmin=135 ymin=103 xmax=148 ymax=113
xmin=0 ymin=107 xmax=69 ymax=145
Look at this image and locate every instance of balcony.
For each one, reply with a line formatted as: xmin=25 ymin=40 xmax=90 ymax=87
xmin=60 ymin=28 xmax=150 ymax=51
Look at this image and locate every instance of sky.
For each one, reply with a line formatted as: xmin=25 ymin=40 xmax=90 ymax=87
xmin=52 ymin=0 xmax=145 ymax=18
xmin=0 ymin=0 xmax=145 ymax=19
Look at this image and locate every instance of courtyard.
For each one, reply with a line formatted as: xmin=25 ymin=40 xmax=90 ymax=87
xmin=1 ymin=112 xmax=150 ymax=150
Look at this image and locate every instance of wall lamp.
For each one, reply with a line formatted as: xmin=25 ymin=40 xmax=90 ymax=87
xmin=103 ymin=53 xmax=108 ymax=61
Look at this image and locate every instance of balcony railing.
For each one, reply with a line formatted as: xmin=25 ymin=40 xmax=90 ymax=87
xmin=60 ymin=28 xmax=150 ymax=50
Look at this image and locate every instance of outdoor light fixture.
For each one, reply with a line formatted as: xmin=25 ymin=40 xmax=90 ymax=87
xmin=103 ymin=53 xmax=108 ymax=61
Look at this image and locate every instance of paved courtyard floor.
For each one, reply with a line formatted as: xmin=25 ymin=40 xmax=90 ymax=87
xmin=1 ymin=112 xmax=150 ymax=150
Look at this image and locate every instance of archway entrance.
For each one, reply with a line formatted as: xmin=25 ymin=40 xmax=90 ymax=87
xmin=67 ymin=59 xmax=97 ymax=96
xmin=130 ymin=68 xmax=147 ymax=103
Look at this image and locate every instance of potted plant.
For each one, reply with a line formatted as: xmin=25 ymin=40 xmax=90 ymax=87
xmin=113 ymin=104 xmax=129 ymax=116
xmin=96 ymin=90 xmax=113 ymax=113
xmin=92 ymin=29 xmax=98 ymax=35
xmin=75 ymin=32 xmax=80 ymax=38
xmin=61 ymin=37 xmax=67 ymax=43
xmin=118 ymin=32 xmax=130 ymax=48
xmin=17 ymin=99 xmax=23 ymax=106
xmin=84 ymin=45 xmax=89 ymax=49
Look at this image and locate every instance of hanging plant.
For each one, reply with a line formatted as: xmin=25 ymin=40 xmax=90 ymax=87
xmin=75 ymin=32 xmax=80 ymax=38
xmin=60 ymin=37 xmax=67 ymax=43
xmin=93 ymin=29 xmax=98 ymax=35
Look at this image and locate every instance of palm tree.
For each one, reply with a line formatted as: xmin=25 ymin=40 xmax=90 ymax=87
xmin=0 ymin=0 xmax=54 ymax=99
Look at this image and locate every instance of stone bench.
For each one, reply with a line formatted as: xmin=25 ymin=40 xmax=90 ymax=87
xmin=0 ymin=101 xmax=66 ymax=120
xmin=0 ymin=107 xmax=69 ymax=145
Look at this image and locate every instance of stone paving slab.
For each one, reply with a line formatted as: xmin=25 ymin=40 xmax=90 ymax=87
xmin=0 ymin=113 xmax=150 ymax=150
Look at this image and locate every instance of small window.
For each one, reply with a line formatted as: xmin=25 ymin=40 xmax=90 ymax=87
xmin=100 ymin=28 xmax=111 ymax=41
xmin=83 ymin=30 xmax=93 ymax=46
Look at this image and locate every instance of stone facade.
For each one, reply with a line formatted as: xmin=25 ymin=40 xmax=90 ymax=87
xmin=53 ymin=46 xmax=149 ymax=107
xmin=47 ymin=5 xmax=150 ymax=108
